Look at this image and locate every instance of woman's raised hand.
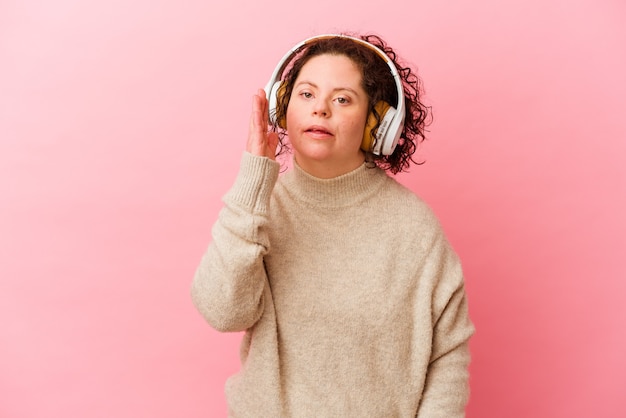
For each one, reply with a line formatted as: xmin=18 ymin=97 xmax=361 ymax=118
xmin=247 ymin=88 xmax=279 ymax=160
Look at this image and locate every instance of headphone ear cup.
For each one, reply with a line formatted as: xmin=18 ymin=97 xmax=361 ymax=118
xmin=362 ymin=101 xmax=392 ymax=153
xmin=268 ymin=81 xmax=288 ymax=129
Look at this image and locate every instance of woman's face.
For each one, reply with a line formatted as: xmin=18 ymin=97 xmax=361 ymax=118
xmin=285 ymin=53 xmax=369 ymax=178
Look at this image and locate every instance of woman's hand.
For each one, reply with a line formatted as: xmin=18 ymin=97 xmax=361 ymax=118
xmin=246 ymin=88 xmax=279 ymax=160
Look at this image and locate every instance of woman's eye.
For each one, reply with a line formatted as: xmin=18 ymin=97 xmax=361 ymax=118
xmin=336 ymin=97 xmax=350 ymax=104
xmin=300 ymin=91 xmax=313 ymax=99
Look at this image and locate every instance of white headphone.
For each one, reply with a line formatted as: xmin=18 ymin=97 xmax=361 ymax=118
xmin=264 ymin=34 xmax=406 ymax=156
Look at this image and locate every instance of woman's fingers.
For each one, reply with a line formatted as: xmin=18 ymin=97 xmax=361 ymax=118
xmin=257 ymin=89 xmax=266 ymax=117
xmin=246 ymin=89 xmax=277 ymax=160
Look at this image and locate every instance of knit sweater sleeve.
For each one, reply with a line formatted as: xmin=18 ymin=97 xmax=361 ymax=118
xmin=191 ymin=152 xmax=280 ymax=332
xmin=416 ymin=224 xmax=475 ymax=417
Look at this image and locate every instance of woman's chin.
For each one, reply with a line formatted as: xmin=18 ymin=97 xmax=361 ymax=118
xmin=292 ymin=144 xmax=334 ymax=163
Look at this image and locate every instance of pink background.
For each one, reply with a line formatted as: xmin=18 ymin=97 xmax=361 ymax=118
xmin=1 ymin=0 xmax=625 ymax=416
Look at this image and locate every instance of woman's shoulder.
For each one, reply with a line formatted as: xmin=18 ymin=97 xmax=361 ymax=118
xmin=379 ymin=175 xmax=446 ymax=236
xmin=382 ymin=174 xmax=436 ymax=212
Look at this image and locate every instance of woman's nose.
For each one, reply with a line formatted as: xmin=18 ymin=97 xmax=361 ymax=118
xmin=312 ymin=99 xmax=330 ymax=117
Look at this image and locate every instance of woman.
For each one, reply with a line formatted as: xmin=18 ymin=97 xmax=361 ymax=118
xmin=191 ymin=33 xmax=474 ymax=417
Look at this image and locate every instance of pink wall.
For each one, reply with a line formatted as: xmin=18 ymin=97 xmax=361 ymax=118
xmin=1 ymin=0 xmax=625 ymax=416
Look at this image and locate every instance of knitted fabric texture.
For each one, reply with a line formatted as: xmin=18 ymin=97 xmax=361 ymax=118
xmin=191 ymin=152 xmax=475 ymax=417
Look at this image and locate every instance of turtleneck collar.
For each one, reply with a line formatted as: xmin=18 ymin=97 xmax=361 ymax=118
xmin=279 ymin=159 xmax=389 ymax=208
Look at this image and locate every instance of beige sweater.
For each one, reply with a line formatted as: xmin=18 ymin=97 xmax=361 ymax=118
xmin=191 ymin=152 xmax=474 ymax=417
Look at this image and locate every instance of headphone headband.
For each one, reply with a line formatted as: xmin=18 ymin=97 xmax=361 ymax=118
xmin=264 ymin=34 xmax=406 ymax=155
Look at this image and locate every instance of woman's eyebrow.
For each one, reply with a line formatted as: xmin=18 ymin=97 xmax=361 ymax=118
xmin=294 ymin=80 xmax=361 ymax=96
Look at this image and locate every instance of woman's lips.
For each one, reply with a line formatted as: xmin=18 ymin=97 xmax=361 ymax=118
xmin=305 ymin=125 xmax=332 ymax=138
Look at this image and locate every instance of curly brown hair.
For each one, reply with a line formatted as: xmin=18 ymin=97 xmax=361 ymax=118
xmin=271 ymin=33 xmax=431 ymax=174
